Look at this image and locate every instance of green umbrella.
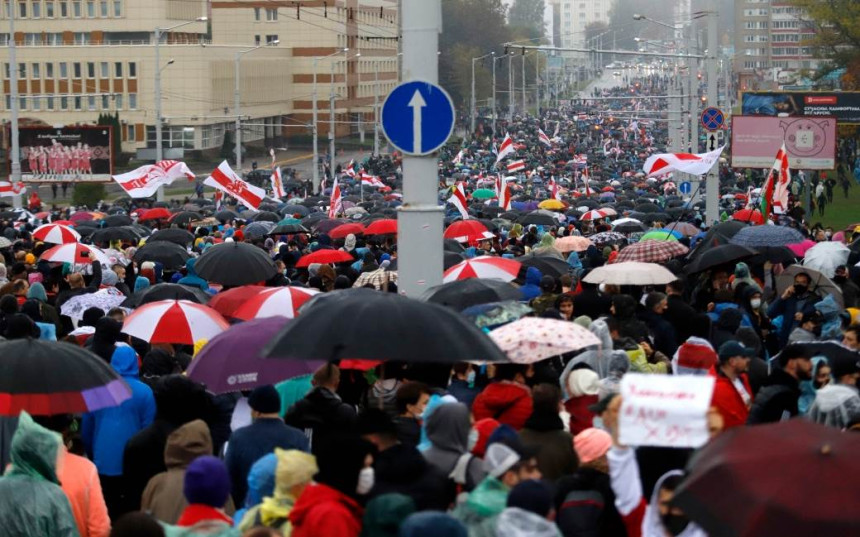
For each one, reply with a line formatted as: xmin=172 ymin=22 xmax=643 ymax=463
xmin=277 ymin=218 xmax=302 ymax=226
xmin=639 ymin=230 xmax=680 ymax=242
xmin=472 ymin=189 xmax=497 ymax=200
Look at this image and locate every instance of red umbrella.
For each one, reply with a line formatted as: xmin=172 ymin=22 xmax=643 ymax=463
xmin=443 ymin=220 xmax=493 ymax=244
xmin=233 ymin=286 xmax=320 ymax=320
xmin=340 ymin=360 xmax=382 ymax=371
xmin=732 ymin=208 xmax=765 ymax=225
xmin=601 ymin=186 xmax=614 ymax=192
xmin=69 ymin=212 xmax=94 ymax=222
xmin=208 ymin=285 xmax=267 ymax=318
xmin=296 ymin=249 xmax=355 ymax=268
xmin=33 ymin=223 xmax=81 ymax=245
xmin=122 ymin=300 xmax=229 ymax=344
xmin=329 ymin=222 xmax=366 ymax=239
xmin=138 ymin=208 xmax=172 ymax=221
xmin=364 ymin=219 xmax=398 ymax=236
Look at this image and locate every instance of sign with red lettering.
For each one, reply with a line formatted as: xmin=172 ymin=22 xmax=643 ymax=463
xmin=619 ymin=374 xmax=715 ymax=448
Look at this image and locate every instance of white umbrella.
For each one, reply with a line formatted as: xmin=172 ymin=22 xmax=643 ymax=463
xmin=583 ymin=261 xmax=678 ymax=286
xmin=803 ymin=242 xmax=850 ymax=278
xmin=489 ymin=318 xmax=602 ymax=364
xmin=60 ymin=288 xmax=127 ymax=321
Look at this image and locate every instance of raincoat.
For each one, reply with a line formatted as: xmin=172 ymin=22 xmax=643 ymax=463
xmin=798 ymin=357 xmax=829 ymax=414
xmin=564 ymin=319 xmax=627 ymax=380
xmin=177 ymin=258 xmax=208 ymax=291
xmin=807 ymin=384 xmax=860 ymax=429
xmin=289 ymin=483 xmax=364 ymax=537
xmin=0 ymin=412 xmax=80 ymax=537
xmin=422 ymin=402 xmax=486 ymax=492
xmin=451 ymin=477 xmax=509 ymax=537
xmin=234 ymin=453 xmax=277 ymax=529
xmin=359 ymin=493 xmax=416 ymax=537
xmin=520 ymin=267 xmax=543 ymax=302
xmin=495 ymin=507 xmax=561 ymax=537
xmin=814 ymin=295 xmax=843 ymax=341
xmin=472 ymin=381 xmax=533 ymax=430
xmin=238 ymin=449 xmax=318 ymax=534
xmin=59 ymin=446 xmax=110 ymax=537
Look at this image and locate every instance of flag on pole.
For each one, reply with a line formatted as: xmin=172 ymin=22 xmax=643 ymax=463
xmin=328 ymin=176 xmax=343 ymax=218
xmin=494 ymin=174 xmax=502 ymax=199
xmin=269 ymin=148 xmax=276 ymax=166
xmin=270 ymin=166 xmax=286 ymax=200
xmin=498 ymin=176 xmax=512 ymax=211
xmin=553 ymin=121 xmax=560 ymax=138
xmin=548 ymin=176 xmax=561 ymax=201
xmin=112 ymin=160 xmax=195 ymax=198
xmin=507 ymin=160 xmax=526 ymax=173
xmin=761 ymin=143 xmax=791 ymax=218
xmin=0 ymin=181 xmax=26 ymax=197
xmin=452 ymin=149 xmax=465 ymax=165
xmin=360 ymin=173 xmax=385 ymax=188
xmin=448 ymin=182 xmax=469 ymax=219
xmin=583 ymin=167 xmax=592 ymax=197
xmin=538 ymin=128 xmax=552 ymax=147
xmin=344 ymin=160 xmax=356 ymax=178
xmin=495 ymin=133 xmax=515 ymax=164
xmin=204 ymin=160 xmax=265 ymax=210
xmin=643 ymin=146 xmax=725 ymax=177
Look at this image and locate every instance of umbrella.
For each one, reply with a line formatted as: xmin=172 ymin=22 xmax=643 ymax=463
xmin=472 ymin=188 xmax=497 ymax=200
xmin=121 ymin=283 xmax=211 ymax=308
xmin=0 ymin=339 xmax=132 ymax=416
xmin=590 ymin=231 xmax=627 ymax=245
xmin=187 ymin=317 xmax=324 ymax=395
xmin=664 ymin=222 xmax=700 ymax=237
xmin=612 ymin=218 xmax=647 ymax=233
xmin=518 ymin=255 xmax=570 ymax=278
xmin=269 ymin=223 xmax=310 ymax=235
xmin=787 ymin=239 xmax=816 ymax=258
xmin=133 ymin=241 xmax=191 ymax=269
xmin=581 ymin=208 xmax=616 ymax=221
xmin=148 ymin=228 xmax=195 ymax=246
xmin=208 ymin=285 xmax=268 ymax=317
xmin=169 ymin=211 xmax=202 ymax=226
xmin=263 ymin=289 xmax=509 ymax=363
xmin=32 ymin=223 xmax=80 ymax=244
xmin=538 ymin=199 xmax=566 ymax=211
xmin=443 ymin=256 xmax=521 ymax=283
xmin=90 ymin=226 xmax=141 ymax=243
xmin=615 ymin=240 xmax=689 ymax=264
xmin=243 ymin=221 xmax=277 ymax=240
xmin=554 ymin=236 xmax=594 ymax=253
xmin=248 ymin=211 xmax=281 ymax=223
xmin=732 ymin=208 xmax=766 ymax=225
xmin=461 ymin=301 xmax=533 ymax=330
xmin=775 ymin=265 xmax=843 ymax=307
xmin=122 ymin=299 xmax=229 ymax=344
xmin=103 ymin=214 xmax=133 ymax=227
xmin=69 ymin=211 xmax=94 ymax=223
xmin=233 ymin=286 xmax=321 ymax=320
xmin=443 ymin=220 xmax=493 ymax=244
xmin=583 ymin=261 xmax=678 ymax=286
xmin=295 ymin=249 xmax=355 ymax=268
xmin=195 ymin=241 xmax=277 ymax=285
xmin=803 ymin=241 xmax=850 ymax=278
xmin=518 ymin=212 xmax=558 ymax=226
xmin=684 ymin=244 xmax=758 ymax=274
xmin=329 ymin=222 xmax=366 ymax=239
xmin=138 ymin=208 xmax=172 ymax=221
xmin=674 ymin=419 xmax=859 ymax=537
xmin=364 ymin=219 xmax=398 ymax=235
xmin=214 ymin=210 xmax=239 ymax=222
xmin=314 ymin=219 xmax=349 ymax=234
xmin=751 ymin=245 xmax=797 ymax=264
xmin=489 ymin=318 xmax=602 ymax=364
xmin=730 ymin=225 xmax=805 ymax=248
xmin=60 ymin=288 xmax=127 ymax=321
xmin=102 ymin=248 xmax=130 ymax=266
xmin=421 ymin=279 xmax=521 ymax=310
xmin=41 ymin=243 xmax=111 ymax=265
xmin=638 ymin=230 xmax=680 ymax=242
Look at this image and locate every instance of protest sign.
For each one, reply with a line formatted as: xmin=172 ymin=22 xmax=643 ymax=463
xmin=619 ymin=373 xmax=715 ymax=448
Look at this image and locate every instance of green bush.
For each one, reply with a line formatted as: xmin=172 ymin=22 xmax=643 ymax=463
xmin=72 ymin=183 xmax=106 ymax=208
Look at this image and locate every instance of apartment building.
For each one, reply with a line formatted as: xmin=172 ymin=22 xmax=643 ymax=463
xmin=0 ymin=0 xmax=398 ymax=156
xmin=548 ymin=0 xmax=613 ymax=53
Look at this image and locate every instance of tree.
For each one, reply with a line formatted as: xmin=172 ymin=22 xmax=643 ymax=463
xmin=508 ymin=0 xmax=545 ymax=40
xmin=220 ymin=131 xmax=234 ymax=162
xmin=72 ymin=183 xmax=106 ymax=208
xmin=789 ymin=0 xmax=860 ymax=81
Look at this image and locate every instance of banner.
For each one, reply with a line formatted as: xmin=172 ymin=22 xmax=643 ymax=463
xmin=619 ymin=374 xmax=715 ymax=449
xmin=731 ymin=116 xmax=836 ymax=170
xmin=13 ymin=126 xmax=113 ymax=182
xmin=742 ymin=91 xmax=860 ymax=124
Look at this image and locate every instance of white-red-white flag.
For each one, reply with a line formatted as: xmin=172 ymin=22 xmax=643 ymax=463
xmin=583 ymin=167 xmax=592 ymax=197
xmin=204 ymin=161 xmax=265 ymax=210
xmin=761 ymin=143 xmax=791 ymax=216
xmin=643 ymin=146 xmax=725 ymax=177
xmin=328 ymin=176 xmax=343 ymax=218
xmin=548 ymin=176 xmax=561 ymax=201
xmin=452 ymin=149 xmax=465 ymax=165
xmin=448 ymin=182 xmax=470 ymax=219
xmin=507 ymin=159 xmax=526 ymax=173
xmin=112 ymin=160 xmax=195 ymax=198
xmin=344 ymin=160 xmax=356 ymax=178
xmin=0 ymin=181 xmax=26 ymax=197
xmin=495 ymin=134 xmax=515 ymax=164
xmin=498 ymin=177 xmax=512 ymax=211
xmin=360 ymin=173 xmax=385 ymax=188
xmin=271 ymin=166 xmax=286 ymax=200
xmin=538 ymin=128 xmax=552 ymax=147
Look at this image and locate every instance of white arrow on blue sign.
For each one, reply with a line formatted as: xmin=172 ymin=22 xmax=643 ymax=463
xmin=381 ymin=80 xmax=456 ymax=156
xmin=679 ymin=181 xmax=692 ymax=195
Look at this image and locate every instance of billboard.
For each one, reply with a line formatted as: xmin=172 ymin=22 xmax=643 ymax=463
xmin=741 ymin=91 xmax=860 ymax=124
xmin=13 ymin=126 xmax=113 ymax=182
xmin=731 ymin=116 xmax=836 ymax=170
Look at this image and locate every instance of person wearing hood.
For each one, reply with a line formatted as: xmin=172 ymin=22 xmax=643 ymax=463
xmin=739 ymin=286 xmax=776 ymax=354
xmin=798 ymin=357 xmax=831 ymax=414
xmin=142 ymin=420 xmax=234 ymax=524
xmin=399 ymin=512 xmax=467 ymax=537
xmin=359 ymin=493 xmax=415 ymax=537
xmin=562 ymin=366 xmax=600 ymax=434
xmin=611 ymin=295 xmax=649 ymax=343
xmin=472 ymin=364 xmax=533 ymax=430
xmin=814 ymin=294 xmax=843 ymax=341
xmin=730 ymin=262 xmax=761 ymax=294
xmin=422 ymin=402 xmax=486 ymax=492
xmin=709 ymin=307 xmax=744 ymax=351
xmin=87 ymin=317 xmax=124 ymax=364
xmin=663 ymin=280 xmax=697 ymax=344
xmin=530 ymin=275 xmax=561 ymax=315
xmin=289 ymin=435 xmax=374 ymax=537
xmin=519 ymin=384 xmax=578 ymax=482
xmin=748 ymin=345 xmax=812 ymax=424
xmin=638 ymin=292 xmax=678 ymax=357
xmin=237 ymin=449 xmax=318 ymax=534
xmin=520 ymin=266 xmax=543 ymax=302
xmin=161 ymin=456 xmax=237 ymax=536
xmin=788 ymin=311 xmax=821 ymax=344
xmin=807 ymin=354 xmax=860 ymax=429
xmin=768 ymin=271 xmax=819 ymax=347
xmin=708 ymin=342 xmax=755 ymax=429
xmin=574 ymin=280 xmax=612 ymax=321
xmin=671 ymin=337 xmax=718 ymax=376
xmin=564 ymin=319 xmax=626 ymax=379
xmin=284 ymin=363 xmax=356 ymax=455
xmin=27 ymin=281 xmax=62 ymax=334
xmin=0 ymin=412 xmax=80 ymax=537
xmin=82 ymin=345 xmax=156 ymax=519
xmin=832 ymin=265 xmax=859 ymax=308
xmin=233 ymin=452 xmax=276 ymax=529
xmin=495 ymin=480 xmax=561 ymax=537
xmin=177 ymin=258 xmax=208 ymax=291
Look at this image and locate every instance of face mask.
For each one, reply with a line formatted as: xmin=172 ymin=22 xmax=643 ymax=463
xmin=356 ymin=467 xmax=375 ymax=495
xmin=794 ymin=284 xmax=808 ymax=295
xmin=825 ymin=232 xmax=832 ymax=239
xmin=750 ymin=299 xmax=762 ymax=309
xmin=466 ymin=370 xmax=476 ymax=386
xmin=661 ymin=513 xmax=690 ymax=536
xmin=467 ymin=428 xmax=479 ymax=452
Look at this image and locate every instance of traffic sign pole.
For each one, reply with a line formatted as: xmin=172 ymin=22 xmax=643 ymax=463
xmin=705 ymin=11 xmax=720 ymax=226
xmin=397 ymin=0 xmax=445 ymax=297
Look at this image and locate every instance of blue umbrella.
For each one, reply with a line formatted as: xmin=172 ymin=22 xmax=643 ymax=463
xmin=243 ymin=221 xmax=276 ymax=240
xmin=729 ymin=225 xmax=805 ymax=248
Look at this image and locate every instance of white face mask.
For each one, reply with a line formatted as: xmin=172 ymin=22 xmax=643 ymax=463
xmin=467 ymin=428 xmax=479 ymax=452
xmin=356 ymin=467 xmax=375 ymax=495
xmin=466 ymin=370 xmax=476 ymax=385
xmin=750 ymin=299 xmax=762 ymax=309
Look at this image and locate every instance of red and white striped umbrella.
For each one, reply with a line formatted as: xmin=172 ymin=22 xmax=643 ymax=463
xmin=581 ymin=208 xmax=617 ymax=221
xmin=33 ymin=223 xmax=81 ymax=244
xmin=443 ymin=256 xmax=521 ymax=283
xmin=40 ymin=243 xmax=111 ymax=265
xmin=122 ymin=300 xmax=229 ymax=344
xmin=233 ymin=286 xmax=321 ymax=320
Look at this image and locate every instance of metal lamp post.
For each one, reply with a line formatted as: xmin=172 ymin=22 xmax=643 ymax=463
xmin=234 ymin=39 xmax=279 ymax=177
xmin=312 ymin=47 xmax=348 ymax=193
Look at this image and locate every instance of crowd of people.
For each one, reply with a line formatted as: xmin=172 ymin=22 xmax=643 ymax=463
xmin=0 ymin=70 xmax=858 ymax=537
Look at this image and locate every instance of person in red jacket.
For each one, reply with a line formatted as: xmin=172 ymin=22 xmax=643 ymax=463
xmin=471 ymin=364 xmax=533 ymax=430
xmin=709 ymin=341 xmax=754 ymax=429
xmin=289 ymin=435 xmax=375 ymax=537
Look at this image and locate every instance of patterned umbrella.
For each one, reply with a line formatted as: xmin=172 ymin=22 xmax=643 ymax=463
xmin=60 ymin=288 xmax=127 ymax=321
xmin=32 ymin=223 xmax=80 ymax=244
xmin=489 ymin=318 xmax=602 ymax=364
xmin=616 ymin=240 xmax=688 ymax=263
xmin=443 ymin=256 xmax=521 ymax=283
xmin=461 ymin=301 xmax=534 ymax=330
xmin=730 ymin=225 xmax=805 ymax=248
xmin=554 ymin=235 xmax=594 ymax=253
xmin=590 ymin=231 xmax=627 ymax=245
xmin=122 ymin=300 xmax=230 ymax=344
xmin=233 ymin=286 xmax=321 ymax=320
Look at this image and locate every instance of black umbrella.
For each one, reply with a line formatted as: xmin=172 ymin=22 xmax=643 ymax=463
xmin=90 ymin=226 xmax=141 ymax=243
xmin=214 ymin=210 xmax=239 ymax=222
xmin=421 ymin=279 xmax=521 ymax=310
xmin=169 ymin=211 xmax=202 ymax=226
xmin=685 ymin=244 xmax=758 ymax=274
xmin=444 ymin=238 xmax=466 ymax=253
xmin=249 ymin=211 xmax=281 ymax=223
xmin=195 ymin=241 xmax=277 ymax=286
xmin=133 ymin=241 xmax=191 ymax=269
xmin=148 ymin=228 xmax=196 ymax=246
xmin=263 ymin=289 xmax=509 ymax=364
xmin=519 ymin=255 xmax=570 ymax=278
xmin=269 ymin=224 xmax=310 ymax=235
xmin=519 ymin=212 xmax=557 ymax=226
xmin=121 ymin=282 xmax=212 ymax=308
xmin=103 ymin=214 xmax=133 ymax=227
xmin=635 ymin=202 xmax=660 ymax=213
xmin=751 ymin=245 xmax=797 ymax=265
xmin=130 ymin=224 xmax=153 ymax=238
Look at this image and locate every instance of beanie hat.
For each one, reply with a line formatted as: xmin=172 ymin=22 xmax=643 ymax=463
xmin=80 ymin=307 xmax=105 ymax=328
xmin=672 ymin=337 xmax=717 ymax=376
xmin=24 ymin=253 xmax=36 ymax=265
xmin=567 ymin=368 xmax=600 ymax=397
xmin=507 ymin=480 xmax=553 ymax=517
xmin=539 ymin=275 xmax=555 ymax=292
xmin=483 ymin=442 xmax=520 ymax=479
xmin=248 ymin=385 xmax=281 ymax=414
xmin=573 ymin=428 xmax=612 ymax=463
xmin=184 ymin=455 xmax=231 ymax=507
xmin=274 ymin=448 xmax=318 ymax=497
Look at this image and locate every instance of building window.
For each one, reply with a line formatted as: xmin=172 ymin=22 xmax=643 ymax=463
xmin=73 ymin=62 xmax=81 ymax=78
xmin=46 ymin=1 xmax=54 ymax=17
xmin=254 ymin=35 xmax=261 ymax=46
xmin=100 ymin=62 xmax=108 ymax=77
xmin=31 ymin=63 xmax=40 ymax=78
xmin=72 ymin=0 xmax=80 ymax=16
xmin=18 ymin=2 xmax=26 ymax=18
xmin=74 ymin=32 xmax=89 ymax=44
xmin=114 ymin=62 xmax=122 ymax=77
xmin=19 ymin=97 xmax=26 ymax=111
xmin=86 ymin=0 xmax=93 ymax=17
xmin=88 ymin=95 xmax=96 ymax=110
xmin=99 ymin=0 xmax=106 ymax=16
xmin=45 ymin=63 xmax=53 ymax=77
xmin=18 ymin=63 xmax=26 ymax=78
xmin=59 ymin=62 xmax=68 ymax=77
xmin=99 ymin=94 xmax=107 ymax=108
xmin=253 ymin=7 xmax=260 ymax=20
xmin=128 ymin=93 xmax=136 ymax=109
xmin=32 ymin=96 xmax=40 ymax=111
xmin=60 ymin=1 xmax=67 ymax=16
xmin=265 ymin=8 xmax=277 ymax=21
xmin=265 ymin=35 xmax=278 ymax=45
xmin=32 ymin=1 xmax=41 ymax=18
xmin=87 ymin=62 xmax=95 ymax=78
xmin=128 ymin=62 xmax=136 ymax=78
xmin=74 ymin=96 xmax=82 ymax=110
xmin=126 ymin=124 xmax=135 ymax=141
xmin=113 ymin=0 xmax=120 ymax=16
xmin=47 ymin=96 xmax=54 ymax=110
xmin=114 ymin=94 xmax=122 ymax=109
xmin=60 ymin=96 xmax=68 ymax=109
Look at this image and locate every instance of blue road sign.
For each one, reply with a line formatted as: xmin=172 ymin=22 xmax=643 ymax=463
xmin=679 ymin=181 xmax=692 ymax=195
xmin=381 ymin=80 xmax=455 ymax=156
xmin=700 ymin=107 xmax=725 ymax=131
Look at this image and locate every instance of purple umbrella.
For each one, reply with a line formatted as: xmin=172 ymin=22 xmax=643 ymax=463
xmin=187 ymin=316 xmax=324 ymax=394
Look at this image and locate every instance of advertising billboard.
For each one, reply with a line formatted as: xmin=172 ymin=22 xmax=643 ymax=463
xmin=741 ymin=91 xmax=860 ymax=124
xmin=731 ymin=116 xmax=836 ymax=170
xmin=13 ymin=126 xmax=113 ymax=182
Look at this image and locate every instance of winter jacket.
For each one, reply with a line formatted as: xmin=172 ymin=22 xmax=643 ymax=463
xmin=447 ymin=378 xmax=480 ymax=409
xmin=82 ymin=346 xmax=156 ymax=476
xmin=663 ymin=294 xmax=697 ymax=343
xmin=177 ymin=258 xmax=208 ymax=291
xmin=814 ymin=295 xmax=843 ymax=341
xmin=612 ymin=295 xmax=649 ymax=343
xmin=60 ymin=448 xmax=111 ymax=537
xmin=0 ymin=412 xmax=80 ymax=537
xmin=451 ymin=477 xmax=510 ymax=537
xmin=284 ymin=386 xmax=356 ymax=455
xmin=768 ymin=292 xmax=818 ymax=347
xmin=176 ymin=504 xmax=232 ymax=527
xmin=520 ymin=267 xmax=543 ymax=302
xmin=289 ymin=483 xmax=364 ymax=537
xmin=520 ymin=411 xmax=578 ymax=482
xmin=471 ymin=381 xmax=533 ymax=430
xmin=495 ymin=507 xmax=561 ymax=537
xmin=708 ymin=367 xmax=753 ymax=429
xmin=747 ymin=368 xmax=801 ymax=425
xmin=225 ymin=418 xmax=310 ymax=506
xmin=564 ymin=395 xmax=598 ymax=435
xmin=392 ymin=416 xmax=422 ymax=448
xmin=573 ymin=287 xmax=612 ymax=322
xmin=554 ymin=467 xmax=627 ymax=537
xmin=788 ymin=326 xmax=817 ymax=344
xmin=638 ymin=310 xmax=678 ymax=358
xmin=370 ymin=443 xmax=451 ymax=511
xmin=423 ymin=403 xmax=486 ymax=492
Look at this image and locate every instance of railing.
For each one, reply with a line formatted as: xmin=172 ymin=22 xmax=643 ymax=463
xmin=9 ymin=38 xmax=213 ymax=47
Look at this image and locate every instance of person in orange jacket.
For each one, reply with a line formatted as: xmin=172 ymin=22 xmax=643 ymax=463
xmin=709 ymin=341 xmax=755 ymax=429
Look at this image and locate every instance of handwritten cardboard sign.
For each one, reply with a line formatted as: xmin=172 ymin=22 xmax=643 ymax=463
xmin=619 ymin=373 xmax=715 ymax=448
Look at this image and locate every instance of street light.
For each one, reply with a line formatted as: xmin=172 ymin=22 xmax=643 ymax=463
xmin=492 ymin=54 xmax=505 ymax=137
xmin=330 ymin=51 xmax=361 ymax=178
xmin=234 ymin=39 xmax=279 ymax=176
xmin=312 ymin=47 xmax=348 ymax=193
xmin=154 ymin=16 xmax=206 ymax=201
xmin=470 ymin=52 xmax=494 ymax=137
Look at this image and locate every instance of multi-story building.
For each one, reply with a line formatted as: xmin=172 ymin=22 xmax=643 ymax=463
xmin=548 ymin=0 xmax=613 ymax=52
xmin=0 ymin=0 xmax=398 ymax=157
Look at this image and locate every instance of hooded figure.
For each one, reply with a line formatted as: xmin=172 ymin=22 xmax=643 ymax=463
xmin=496 ymin=507 xmax=561 ymax=537
xmin=422 ymin=402 xmax=486 ymax=492
xmin=177 ymin=258 xmax=209 ymax=291
xmin=520 ymin=267 xmax=543 ymax=302
xmin=238 ymin=449 xmax=318 ymax=533
xmin=564 ymin=319 xmax=627 ymax=379
xmin=798 ymin=357 xmax=830 ymax=414
xmin=731 ymin=262 xmax=761 ymax=293
xmin=234 ymin=453 xmax=277 ymax=528
xmin=359 ymin=493 xmax=416 ymax=537
xmin=87 ymin=317 xmax=123 ymax=364
xmin=611 ymin=295 xmax=649 ymax=343
xmin=399 ymin=512 xmax=467 ymax=537
xmin=0 ymin=412 xmax=80 ymax=537
xmin=814 ymin=295 xmax=843 ymax=341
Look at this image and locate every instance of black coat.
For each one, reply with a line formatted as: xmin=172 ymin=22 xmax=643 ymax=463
xmin=554 ymin=468 xmax=628 ymax=537
xmin=639 ymin=310 xmax=678 ymax=357
xmin=663 ymin=294 xmax=698 ymax=342
xmin=370 ymin=443 xmax=451 ymax=511
xmin=284 ymin=387 xmax=357 ymax=455
xmin=573 ymin=288 xmax=611 ymax=321
xmin=122 ymin=419 xmax=179 ymax=509
xmin=747 ymin=368 xmax=801 ymax=425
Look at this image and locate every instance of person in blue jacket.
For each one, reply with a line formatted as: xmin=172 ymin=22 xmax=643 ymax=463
xmin=520 ymin=267 xmax=543 ymax=302
xmin=177 ymin=258 xmax=209 ymax=291
xmin=82 ymin=345 xmax=156 ymax=519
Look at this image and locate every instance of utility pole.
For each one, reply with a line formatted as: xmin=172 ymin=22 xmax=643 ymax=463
xmin=507 ymin=53 xmax=513 ymax=122
xmin=8 ymin=4 xmax=21 ymax=209
xmin=521 ymin=53 xmax=526 ymax=116
xmin=329 ymin=60 xmax=336 ymax=175
xmin=154 ymin=27 xmax=164 ymax=201
xmin=492 ymin=56 xmax=497 ymax=137
xmin=704 ymin=11 xmax=720 ymax=226
xmin=312 ymin=57 xmax=320 ymax=193
xmin=535 ymin=52 xmax=541 ymax=114
xmin=374 ymin=60 xmax=380 ymax=156
xmin=398 ymin=0 xmax=444 ymax=297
